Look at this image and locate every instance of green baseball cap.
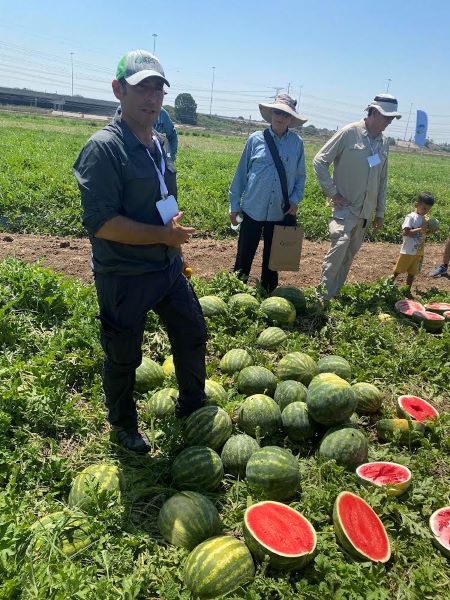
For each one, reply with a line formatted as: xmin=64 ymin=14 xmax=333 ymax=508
xmin=116 ymin=50 xmax=170 ymax=87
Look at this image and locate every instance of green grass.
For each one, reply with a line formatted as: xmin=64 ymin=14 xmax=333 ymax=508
xmin=0 ymin=112 xmax=449 ymax=242
xmin=0 ymin=258 xmax=449 ymax=598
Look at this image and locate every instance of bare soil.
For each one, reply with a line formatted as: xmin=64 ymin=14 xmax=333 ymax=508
xmin=0 ymin=233 xmax=449 ymax=293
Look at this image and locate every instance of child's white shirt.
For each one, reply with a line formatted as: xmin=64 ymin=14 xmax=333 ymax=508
xmin=400 ymin=212 xmax=424 ymax=255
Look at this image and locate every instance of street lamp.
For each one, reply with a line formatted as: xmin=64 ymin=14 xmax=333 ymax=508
xmin=70 ymin=52 xmax=74 ymax=96
xmin=386 ymin=78 xmax=392 ymax=93
xmin=152 ymin=34 xmax=158 ymax=54
xmin=209 ymin=66 xmax=215 ymax=116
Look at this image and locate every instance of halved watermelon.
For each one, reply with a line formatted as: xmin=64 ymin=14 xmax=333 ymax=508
xmin=243 ymin=501 xmax=316 ymax=571
xmin=397 ymin=395 xmax=439 ymax=423
xmin=425 ymin=302 xmax=450 ymax=315
xmin=412 ymin=310 xmax=446 ymax=332
xmin=444 ymin=311 xmax=450 ymax=320
xmin=356 ymin=462 xmax=412 ymax=496
xmin=429 ymin=506 xmax=450 ymax=558
xmin=394 ymin=299 xmax=425 ymax=316
xmin=333 ymin=492 xmax=391 ymax=563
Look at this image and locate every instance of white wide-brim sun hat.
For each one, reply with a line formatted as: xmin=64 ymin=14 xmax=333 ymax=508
xmin=366 ymin=93 xmax=401 ymax=119
xmin=259 ymin=93 xmax=307 ymax=126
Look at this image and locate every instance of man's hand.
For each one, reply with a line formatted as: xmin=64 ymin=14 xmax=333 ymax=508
xmin=373 ymin=217 xmax=384 ymax=231
xmin=166 ymin=212 xmax=195 ymax=246
xmin=230 ymin=212 xmax=240 ymax=226
xmin=329 ymin=193 xmax=348 ymax=208
xmin=285 ymin=202 xmax=298 ymax=216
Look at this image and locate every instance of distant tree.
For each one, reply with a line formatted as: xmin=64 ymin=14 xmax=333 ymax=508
xmin=386 ymin=136 xmax=396 ymax=146
xmin=174 ymin=93 xmax=197 ymax=125
xmin=163 ymin=104 xmax=175 ymax=120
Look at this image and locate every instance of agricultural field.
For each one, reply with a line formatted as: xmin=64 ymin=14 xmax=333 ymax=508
xmin=0 ymin=112 xmax=449 ymax=242
xmin=0 ymin=257 xmax=449 ymax=598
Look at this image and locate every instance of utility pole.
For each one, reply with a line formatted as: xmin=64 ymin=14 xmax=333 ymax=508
xmin=70 ymin=52 xmax=74 ymax=96
xmin=386 ymin=78 xmax=392 ymax=93
xmin=152 ymin=33 xmax=158 ymax=54
xmin=287 ymin=82 xmax=291 ymax=94
xmin=209 ymin=66 xmax=215 ymax=116
xmin=298 ymin=85 xmax=303 ymax=104
xmin=404 ymin=102 xmax=413 ymax=141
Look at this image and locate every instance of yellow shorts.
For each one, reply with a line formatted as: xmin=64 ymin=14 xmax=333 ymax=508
xmin=393 ymin=254 xmax=424 ymax=276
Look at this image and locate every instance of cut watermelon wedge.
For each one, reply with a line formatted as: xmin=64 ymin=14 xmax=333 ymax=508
xmin=425 ymin=302 xmax=450 ymax=315
xmin=397 ymin=395 xmax=439 ymax=423
xmin=412 ymin=310 xmax=446 ymax=332
xmin=394 ymin=299 xmax=425 ymax=316
xmin=243 ymin=501 xmax=316 ymax=571
xmin=429 ymin=506 xmax=450 ymax=558
xmin=333 ymin=492 xmax=391 ymax=563
xmin=356 ymin=462 xmax=412 ymax=496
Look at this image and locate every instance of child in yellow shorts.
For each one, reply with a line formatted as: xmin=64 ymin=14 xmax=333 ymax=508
xmin=393 ymin=192 xmax=435 ymax=291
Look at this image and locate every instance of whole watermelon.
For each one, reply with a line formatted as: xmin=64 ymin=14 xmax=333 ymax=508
xmin=184 ymin=535 xmax=255 ymax=599
xmin=221 ymin=434 xmax=260 ymax=478
xmin=171 ymin=446 xmax=224 ymax=491
xmin=376 ymin=418 xmax=425 ymax=445
xmin=29 ymin=510 xmax=93 ymax=557
xmin=319 ymin=426 xmax=368 ymax=469
xmin=352 ymin=382 xmax=383 ymax=414
xmin=256 ymin=327 xmax=288 ymax=350
xmin=317 ymin=355 xmax=351 ymax=381
xmin=277 ymin=352 xmax=318 ymax=386
xmin=237 ymin=366 xmax=277 ymax=397
xmin=199 ymin=295 xmax=228 ymax=317
xmin=238 ymin=394 xmax=282 ymax=438
xmin=135 ymin=357 xmax=165 ymax=393
xmin=274 ymin=380 xmax=308 ymax=411
xmin=260 ymin=297 xmax=296 ymax=325
xmin=143 ymin=387 xmax=177 ymax=419
xmin=68 ymin=464 xmax=122 ymax=510
xmin=271 ymin=285 xmax=306 ymax=313
xmin=204 ymin=379 xmax=228 ymax=406
xmin=228 ymin=293 xmax=259 ymax=312
xmin=220 ymin=348 xmax=253 ymax=374
xmin=306 ymin=373 xmax=357 ymax=425
xmin=282 ymin=402 xmax=316 ymax=442
xmin=184 ymin=406 xmax=232 ymax=450
xmin=158 ymin=491 xmax=222 ymax=550
xmin=246 ymin=446 xmax=300 ymax=501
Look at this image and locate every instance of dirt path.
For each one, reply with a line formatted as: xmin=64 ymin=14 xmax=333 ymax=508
xmin=0 ymin=233 xmax=449 ymax=293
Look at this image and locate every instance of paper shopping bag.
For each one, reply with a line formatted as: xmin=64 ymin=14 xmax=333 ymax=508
xmin=268 ymin=225 xmax=304 ymax=272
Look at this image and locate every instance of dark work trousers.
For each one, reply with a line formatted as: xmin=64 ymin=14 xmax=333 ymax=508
xmin=234 ymin=212 xmax=286 ymax=293
xmin=94 ymin=256 xmax=208 ymax=429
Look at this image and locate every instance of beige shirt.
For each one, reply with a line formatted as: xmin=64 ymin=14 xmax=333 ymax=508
xmin=313 ymin=119 xmax=389 ymax=219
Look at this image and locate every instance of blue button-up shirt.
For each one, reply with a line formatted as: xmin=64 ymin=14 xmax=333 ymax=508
xmin=229 ymin=128 xmax=306 ymax=222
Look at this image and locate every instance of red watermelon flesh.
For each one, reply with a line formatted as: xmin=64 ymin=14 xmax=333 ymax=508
xmin=425 ymin=302 xmax=450 ymax=314
xmin=334 ymin=492 xmax=390 ymax=562
xmin=246 ymin=501 xmax=315 ymax=555
xmin=357 ymin=462 xmax=410 ymax=485
xmin=397 ymin=395 xmax=439 ymax=422
xmin=444 ymin=311 xmax=450 ymax=319
xmin=430 ymin=507 xmax=450 ymax=556
xmin=412 ymin=310 xmax=445 ymax=321
xmin=394 ymin=299 xmax=425 ymax=316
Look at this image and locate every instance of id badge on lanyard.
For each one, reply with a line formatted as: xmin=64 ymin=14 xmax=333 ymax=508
xmin=366 ymin=136 xmax=381 ymax=168
xmin=146 ymin=136 xmax=179 ymax=224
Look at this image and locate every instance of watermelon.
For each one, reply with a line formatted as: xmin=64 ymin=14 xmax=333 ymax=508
xmin=183 ymin=535 xmax=255 ymax=599
xmin=376 ymin=418 xmax=425 ymax=445
xmin=237 ymin=366 xmax=277 ymax=397
xmin=256 ymin=326 xmax=288 ymax=349
xmin=135 ymin=357 xmax=164 ymax=393
xmin=246 ymin=446 xmax=300 ymax=501
xmin=412 ymin=310 xmax=446 ymax=332
xmin=220 ymin=348 xmax=253 ymax=374
xmin=271 ymin=285 xmax=306 ymax=313
xmin=356 ymin=462 xmax=412 ymax=496
xmin=306 ymin=373 xmax=357 ymax=426
xmin=394 ymin=299 xmax=426 ymax=316
xmin=444 ymin=311 xmax=450 ymax=320
xmin=426 ymin=217 xmax=440 ymax=233
xmin=243 ymin=501 xmax=316 ymax=571
xmin=317 ymin=355 xmax=351 ymax=381
xmin=333 ymin=492 xmax=391 ymax=563
xmin=184 ymin=406 xmax=232 ymax=450
xmin=260 ymin=297 xmax=296 ymax=325
xmin=221 ymin=434 xmax=260 ymax=478
xmin=171 ymin=446 xmax=223 ymax=491
xmin=158 ymin=491 xmax=222 ymax=550
xmin=143 ymin=387 xmax=177 ymax=419
xmin=352 ymin=382 xmax=383 ymax=414
xmin=397 ymin=395 xmax=439 ymax=423
xmin=319 ymin=426 xmax=368 ymax=470
xmin=204 ymin=379 xmax=228 ymax=406
xmin=68 ymin=463 xmax=122 ymax=510
xmin=29 ymin=510 xmax=93 ymax=557
xmin=282 ymin=402 xmax=316 ymax=441
xmin=274 ymin=380 xmax=308 ymax=411
xmin=238 ymin=394 xmax=282 ymax=438
xmin=229 ymin=293 xmax=259 ymax=312
xmin=425 ymin=302 xmax=450 ymax=315
xmin=429 ymin=506 xmax=450 ymax=558
xmin=162 ymin=354 xmax=175 ymax=376
xmin=199 ymin=295 xmax=228 ymax=317
xmin=277 ymin=352 xmax=318 ymax=385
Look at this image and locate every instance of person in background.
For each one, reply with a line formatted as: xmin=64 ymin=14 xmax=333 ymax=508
xmin=313 ymin=94 xmax=401 ymax=301
xmin=392 ymin=192 xmax=436 ymax=291
xmin=430 ymin=236 xmax=450 ymax=278
xmin=73 ymin=50 xmax=206 ymax=454
xmin=229 ymin=93 xmax=307 ymax=293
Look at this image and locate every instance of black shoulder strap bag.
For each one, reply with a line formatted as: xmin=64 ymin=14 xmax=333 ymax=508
xmin=263 ymin=128 xmax=297 ymax=226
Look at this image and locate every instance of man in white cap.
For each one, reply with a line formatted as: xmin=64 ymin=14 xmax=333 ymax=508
xmin=313 ymin=94 xmax=401 ymax=300
xmin=73 ymin=50 xmax=207 ymax=453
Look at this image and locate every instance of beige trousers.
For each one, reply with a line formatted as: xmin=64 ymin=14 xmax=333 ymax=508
xmin=320 ymin=215 xmax=369 ymax=300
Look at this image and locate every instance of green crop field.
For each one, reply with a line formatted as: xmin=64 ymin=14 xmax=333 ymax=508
xmin=0 ymin=112 xmax=449 ymax=242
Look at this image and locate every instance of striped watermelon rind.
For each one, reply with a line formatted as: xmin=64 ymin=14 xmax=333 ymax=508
xmin=271 ymin=285 xmax=306 ymax=313
xmin=282 ymin=402 xmax=316 ymax=441
xmin=228 ymin=293 xmax=260 ymax=312
xmin=220 ymin=348 xmax=253 ymax=374
xmin=221 ymin=434 xmax=260 ymax=478
xmin=356 ymin=462 xmax=412 ymax=496
xmin=238 ymin=394 xmax=282 ymax=438
xmin=260 ymin=297 xmax=296 ymax=325
xmin=135 ymin=357 xmax=165 ymax=393
xmin=319 ymin=427 xmax=368 ymax=470
xmin=277 ymin=352 xmax=318 ymax=386
xmin=237 ymin=365 xmax=277 ymax=397
xmin=274 ymin=380 xmax=308 ymax=411
xmin=68 ymin=464 xmax=122 ymax=510
xmin=412 ymin=310 xmax=446 ymax=332
xmin=143 ymin=387 xmax=178 ymax=419
xmin=429 ymin=506 xmax=450 ymax=558
xmin=199 ymin=295 xmax=228 ymax=317
xmin=246 ymin=446 xmax=300 ymax=501
xmin=29 ymin=510 xmax=93 ymax=557
xmin=171 ymin=446 xmax=224 ymax=491
xmin=184 ymin=406 xmax=232 ymax=450
xmin=317 ymin=355 xmax=351 ymax=381
xmin=376 ymin=418 xmax=425 ymax=445
xmin=204 ymin=379 xmax=228 ymax=406
xmin=158 ymin=491 xmax=222 ymax=550
xmin=307 ymin=373 xmax=357 ymax=425
xmin=183 ymin=535 xmax=255 ymax=599
xmin=256 ymin=326 xmax=288 ymax=349
xmin=352 ymin=382 xmax=383 ymax=414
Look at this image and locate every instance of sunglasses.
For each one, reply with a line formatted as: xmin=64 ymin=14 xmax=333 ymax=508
xmin=272 ymin=108 xmax=291 ymax=118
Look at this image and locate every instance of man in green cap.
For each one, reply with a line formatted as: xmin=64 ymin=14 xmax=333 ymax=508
xmin=73 ymin=50 xmax=207 ymax=453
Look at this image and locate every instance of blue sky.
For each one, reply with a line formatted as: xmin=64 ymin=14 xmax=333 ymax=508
xmin=0 ymin=0 xmax=449 ymax=142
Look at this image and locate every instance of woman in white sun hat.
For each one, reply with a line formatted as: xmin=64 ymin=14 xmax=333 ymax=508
xmin=229 ymin=93 xmax=307 ymax=293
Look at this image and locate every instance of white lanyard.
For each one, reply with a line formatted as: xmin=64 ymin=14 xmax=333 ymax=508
xmin=366 ymin=135 xmax=380 ymax=156
xmin=145 ymin=136 xmax=168 ymax=198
